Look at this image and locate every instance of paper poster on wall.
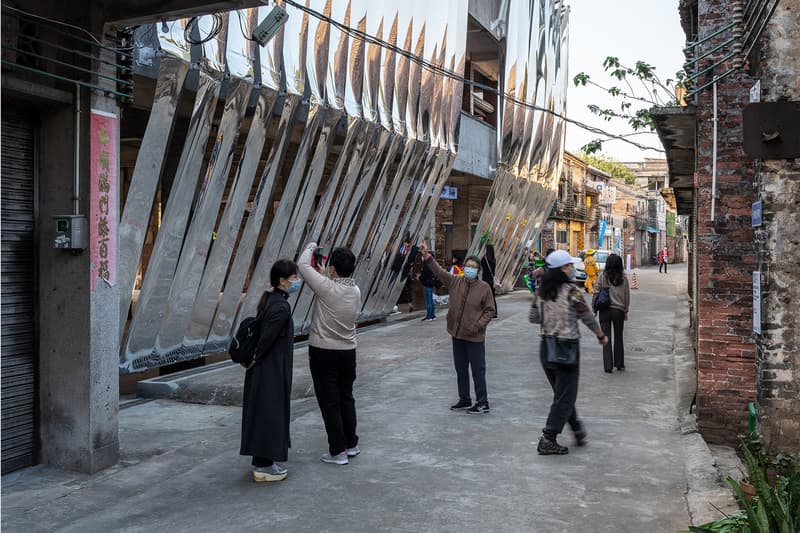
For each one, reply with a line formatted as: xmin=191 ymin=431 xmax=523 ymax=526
xmin=90 ymin=109 xmax=118 ymax=292
xmin=753 ymin=271 xmax=761 ymax=334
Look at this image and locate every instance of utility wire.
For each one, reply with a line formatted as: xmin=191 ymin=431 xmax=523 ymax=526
xmin=1 ymin=3 xmax=134 ymax=51
xmin=282 ymin=0 xmax=664 ymax=153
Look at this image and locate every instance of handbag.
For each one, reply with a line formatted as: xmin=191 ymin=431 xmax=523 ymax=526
xmin=593 ymin=286 xmax=611 ymax=313
xmin=543 ymin=336 xmax=579 ymax=366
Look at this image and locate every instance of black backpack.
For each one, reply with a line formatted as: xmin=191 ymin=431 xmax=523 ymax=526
xmin=229 ymin=303 xmax=269 ymax=368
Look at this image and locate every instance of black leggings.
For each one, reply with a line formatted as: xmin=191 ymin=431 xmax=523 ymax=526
xmin=599 ymin=308 xmax=625 ymax=371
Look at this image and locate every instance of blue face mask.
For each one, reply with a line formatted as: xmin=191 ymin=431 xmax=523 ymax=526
xmin=463 ymin=267 xmax=479 ymax=280
xmin=288 ymin=279 xmax=302 ymax=293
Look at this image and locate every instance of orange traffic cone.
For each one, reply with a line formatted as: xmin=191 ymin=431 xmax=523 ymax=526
xmin=630 ymin=270 xmax=639 ymax=289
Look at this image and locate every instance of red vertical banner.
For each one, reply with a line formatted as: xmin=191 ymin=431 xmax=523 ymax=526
xmin=89 ymin=110 xmax=118 ymax=292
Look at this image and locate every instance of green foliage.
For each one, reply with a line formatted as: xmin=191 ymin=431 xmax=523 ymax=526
xmin=690 ymin=434 xmax=800 ymax=533
xmin=573 ymin=55 xmax=690 ymax=154
xmin=579 ymin=152 xmax=638 ymax=185
xmin=688 ymin=512 xmax=749 ymax=533
xmin=479 ymin=230 xmax=492 ymax=246
xmin=667 ymin=212 xmax=676 ymax=238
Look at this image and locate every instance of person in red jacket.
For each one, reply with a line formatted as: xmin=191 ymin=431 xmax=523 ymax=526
xmin=658 ymin=246 xmax=669 ymax=273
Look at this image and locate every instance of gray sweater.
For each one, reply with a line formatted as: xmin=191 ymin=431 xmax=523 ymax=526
xmin=592 ymin=272 xmax=630 ymax=313
xmin=298 ymin=243 xmax=361 ymax=350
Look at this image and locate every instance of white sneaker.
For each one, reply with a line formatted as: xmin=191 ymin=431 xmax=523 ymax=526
xmin=253 ymin=464 xmax=287 ymax=482
xmin=321 ymin=452 xmax=348 ymax=465
xmin=346 ymin=445 xmax=361 ymax=457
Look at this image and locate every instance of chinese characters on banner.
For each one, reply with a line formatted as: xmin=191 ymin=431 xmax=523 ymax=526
xmin=90 ymin=110 xmax=117 ymax=292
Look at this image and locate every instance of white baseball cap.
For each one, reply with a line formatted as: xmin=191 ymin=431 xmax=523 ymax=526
xmin=546 ymin=250 xmax=580 ymax=268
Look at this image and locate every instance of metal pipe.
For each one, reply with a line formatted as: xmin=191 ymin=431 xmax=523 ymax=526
xmin=2 ymin=45 xmax=133 ymax=86
xmin=16 ymin=33 xmax=133 ymax=71
xmin=742 ymin=0 xmax=780 ymax=60
xmin=684 ymin=35 xmax=740 ymax=70
xmin=686 ymin=65 xmax=737 ymax=98
xmin=682 ymin=21 xmax=737 ymax=52
xmin=0 ymin=61 xmax=132 ymax=98
xmin=711 ymin=77 xmax=718 ymax=222
xmin=687 ymin=49 xmax=740 ymax=82
xmin=73 ymin=85 xmax=81 ymax=215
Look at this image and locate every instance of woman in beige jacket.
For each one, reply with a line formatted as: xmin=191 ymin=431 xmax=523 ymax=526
xmin=592 ymin=254 xmax=630 ymax=373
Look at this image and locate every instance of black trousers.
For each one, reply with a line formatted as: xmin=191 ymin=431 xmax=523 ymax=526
xmin=659 ymin=261 xmax=667 ymax=273
xmin=599 ymin=308 xmax=625 ymax=371
xmin=540 ymin=340 xmax=580 ymax=438
xmin=452 ymin=337 xmax=487 ymax=404
xmin=309 ymin=346 xmax=359 ymax=456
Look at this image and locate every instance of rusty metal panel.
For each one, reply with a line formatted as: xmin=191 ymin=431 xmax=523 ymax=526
xmin=743 ymin=101 xmax=800 ymax=159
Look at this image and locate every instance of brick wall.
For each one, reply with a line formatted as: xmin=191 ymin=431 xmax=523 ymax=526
xmin=693 ymin=0 xmax=758 ymax=444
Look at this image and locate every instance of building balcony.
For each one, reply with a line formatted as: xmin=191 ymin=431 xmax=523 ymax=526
xmin=634 ymin=215 xmax=649 ymax=231
xmin=550 ymin=200 xmax=592 ymax=222
xmin=452 ymin=112 xmax=497 ymax=179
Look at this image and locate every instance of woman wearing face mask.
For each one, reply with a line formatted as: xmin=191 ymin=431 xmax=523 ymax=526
xmin=240 ymin=259 xmax=300 ymax=482
xmin=419 ymin=240 xmax=496 ymax=414
xmin=529 ymin=250 xmax=608 ymax=455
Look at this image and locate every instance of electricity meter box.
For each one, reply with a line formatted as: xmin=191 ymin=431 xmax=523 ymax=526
xmin=53 ymin=214 xmax=88 ymax=250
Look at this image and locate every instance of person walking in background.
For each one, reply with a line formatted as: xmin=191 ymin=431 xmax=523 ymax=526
xmin=593 ymin=254 xmax=630 ymax=373
xmin=529 ymin=250 xmax=608 ymax=455
xmin=419 ymin=250 xmax=439 ymax=321
xmin=583 ymin=249 xmax=599 ymax=294
xmin=449 ymin=255 xmax=464 ymax=277
xmin=298 ymin=243 xmax=362 ymax=466
xmin=658 ymin=246 xmax=669 ymax=273
xmin=419 ymin=239 xmax=495 ymax=415
xmin=240 ymin=259 xmax=300 ymax=482
xmin=481 ymin=244 xmax=499 ymax=319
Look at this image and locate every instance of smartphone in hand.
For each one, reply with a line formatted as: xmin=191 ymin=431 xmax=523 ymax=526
xmin=312 ymin=247 xmax=325 ymax=269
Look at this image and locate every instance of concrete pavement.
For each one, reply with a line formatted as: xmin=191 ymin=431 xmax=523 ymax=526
xmin=2 ymin=265 xmax=732 ymax=532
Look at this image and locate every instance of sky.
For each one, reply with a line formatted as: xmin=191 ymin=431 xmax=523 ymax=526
xmin=564 ymin=0 xmax=687 ymax=162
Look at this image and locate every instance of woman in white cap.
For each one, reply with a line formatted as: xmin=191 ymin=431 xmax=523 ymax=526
xmin=529 ymin=250 xmax=608 ymax=455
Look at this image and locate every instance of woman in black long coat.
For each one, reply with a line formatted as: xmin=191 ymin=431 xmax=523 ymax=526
xmin=240 ymin=259 xmax=299 ymax=482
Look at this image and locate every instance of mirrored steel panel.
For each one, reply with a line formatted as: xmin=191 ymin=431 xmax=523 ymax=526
xmin=120 ymin=0 xmax=566 ymax=371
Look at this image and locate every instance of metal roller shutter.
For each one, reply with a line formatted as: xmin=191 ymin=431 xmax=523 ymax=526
xmin=1 ymin=111 xmax=37 ymax=474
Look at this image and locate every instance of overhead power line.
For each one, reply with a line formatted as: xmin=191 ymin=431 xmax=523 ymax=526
xmin=281 ymin=0 xmax=663 ymax=154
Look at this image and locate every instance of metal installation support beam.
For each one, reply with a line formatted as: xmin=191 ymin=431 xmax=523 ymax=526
xmin=184 ymin=86 xmax=279 ymax=350
xmin=121 ymin=69 xmax=223 ymax=371
xmin=117 ymin=56 xmax=189 ymax=336
xmin=207 ymin=93 xmax=302 ymax=351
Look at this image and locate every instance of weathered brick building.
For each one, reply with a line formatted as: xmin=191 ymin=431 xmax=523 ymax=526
xmin=654 ymin=0 xmax=799 ymax=449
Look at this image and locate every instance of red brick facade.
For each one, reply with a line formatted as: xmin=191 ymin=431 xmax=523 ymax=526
xmin=690 ymin=0 xmax=758 ymax=443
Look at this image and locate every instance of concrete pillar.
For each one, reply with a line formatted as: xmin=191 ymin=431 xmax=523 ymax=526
xmin=37 ymin=34 xmax=120 ymax=472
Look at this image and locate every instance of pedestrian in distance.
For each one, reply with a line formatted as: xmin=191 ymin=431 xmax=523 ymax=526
xmin=529 ymin=250 xmax=608 ymax=455
xmin=481 ymin=244 xmax=500 ymax=318
xmin=298 ymin=242 xmax=362 ymax=466
xmin=419 ymin=250 xmax=439 ymax=321
xmin=583 ymin=249 xmax=599 ymax=294
xmin=240 ymin=259 xmax=300 ymax=482
xmin=419 ymin=239 xmax=495 ymax=415
xmin=449 ymin=255 xmax=464 ymax=277
xmin=658 ymin=245 xmax=669 ymax=273
xmin=593 ymin=254 xmax=630 ymax=373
